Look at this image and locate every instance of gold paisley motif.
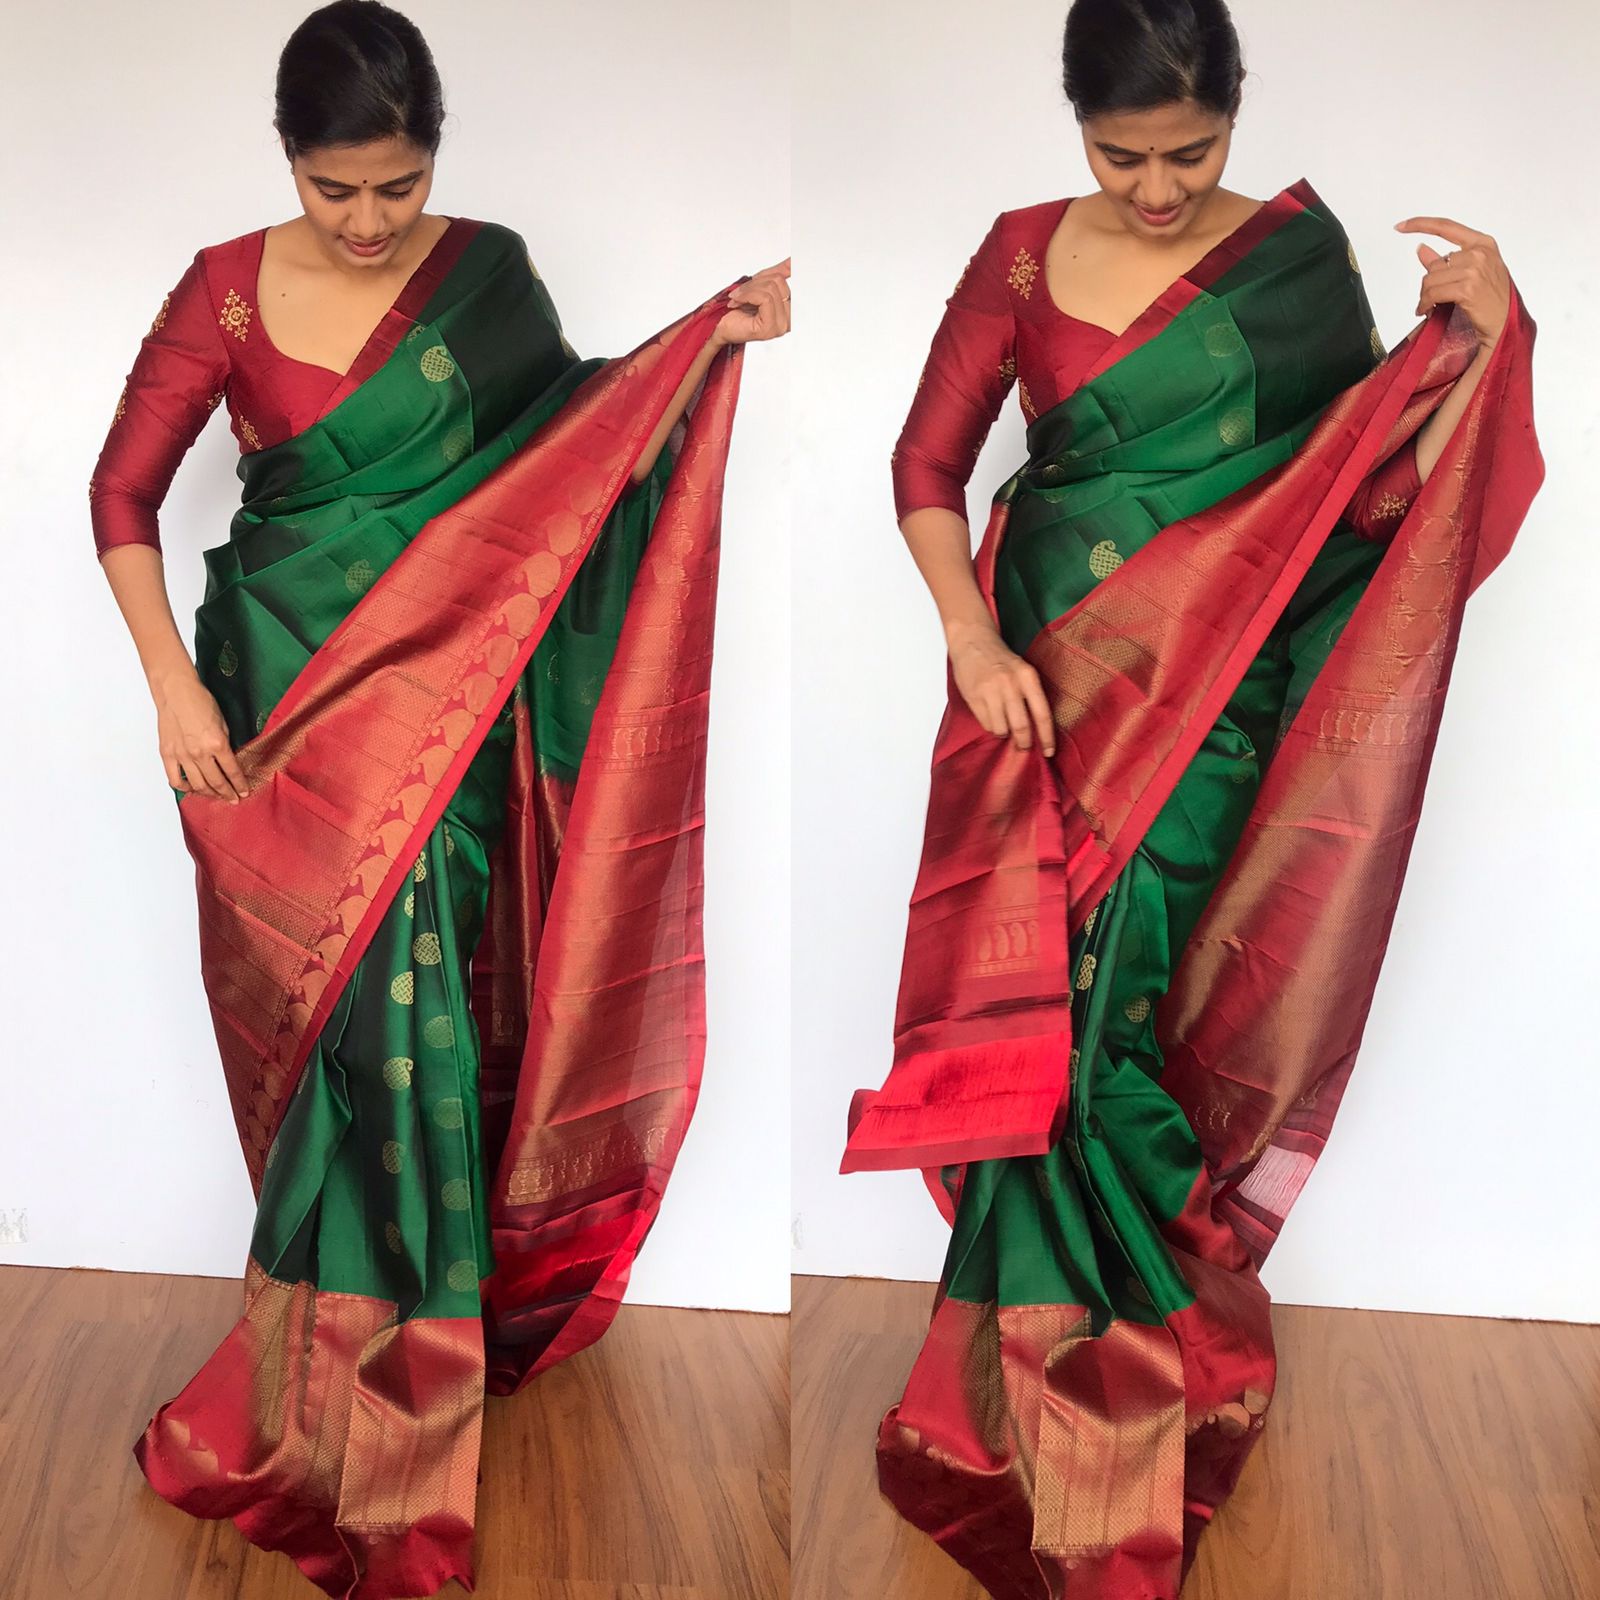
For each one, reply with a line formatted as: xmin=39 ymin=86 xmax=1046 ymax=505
xmin=1219 ymin=408 xmax=1252 ymax=447
xmin=381 ymin=1140 xmax=405 ymax=1174
xmin=1075 ymin=952 xmax=1097 ymax=990
xmin=381 ymin=1056 xmax=414 ymax=1090
xmin=1088 ymin=539 xmax=1122 ymax=580
xmin=419 ymin=345 xmax=456 ymax=382
xmin=422 ymin=1014 xmax=455 ymax=1049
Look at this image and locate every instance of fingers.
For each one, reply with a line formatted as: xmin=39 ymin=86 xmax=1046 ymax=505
xmin=217 ymin=745 xmax=252 ymax=800
xmin=1394 ymin=216 xmax=1490 ymax=249
xmin=170 ymin=738 xmax=247 ymax=802
xmin=1019 ymin=670 xmax=1057 ymax=759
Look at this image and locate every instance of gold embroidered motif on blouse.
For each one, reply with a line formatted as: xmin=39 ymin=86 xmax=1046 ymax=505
xmin=1018 ymin=377 xmax=1037 ymax=419
xmin=999 ymin=355 xmax=1017 ymax=383
xmin=1373 ymin=490 xmax=1411 ymax=521
xmin=113 ymin=388 xmax=126 ymax=424
xmin=1007 ymin=246 xmax=1039 ymax=298
xmin=148 ymin=295 xmax=170 ymax=335
xmin=218 ymin=288 xmax=253 ymax=342
xmin=239 ymin=417 xmax=261 ymax=451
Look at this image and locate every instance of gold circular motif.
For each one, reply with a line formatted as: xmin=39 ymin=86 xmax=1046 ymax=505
xmin=441 ymin=1178 xmax=471 ymax=1211
xmin=1075 ymin=953 xmax=1097 ymax=990
xmin=433 ymin=1097 xmax=465 ymax=1130
xmin=218 ymin=640 xmax=239 ymax=677
xmin=442 ymin=424 xmax=473 ymax=463
xmin=1124 ymin=995 xmax=1152 ymax=1023
xmin=422 ymin=1014 xmax=455 ymax=1049
xmin=1218 ymin=408 xmax=1252 ymax=447
xmin=413 ymin=932 xmax=442 ymax=965
xmin=1087 ymin=540 xmax=1122 ymax=581
xmin=1203 ymin=323 xmax=1244 ymax=358
xmin=413 ymin=854 xmax=428 ymax=883
xmin=381 ymin=1140 xmax=405 ymax=1174
xmin=390 ymin=972 xmax=414 ymax=1005
xmin=381 ymin=1056 xmax=414 ymax=1090
xmin=384 ymin=1221 xmax=403 ymax=1254
xmin=345 ymin=558 xmax=375 ymax=595
xmin=1370 ymin=326 xmax=1386 ymax=360
xmin=419 ymin=345 xmax=456 ymax=382
xmin=446 ymin=1259 xmax=478 ymax=1293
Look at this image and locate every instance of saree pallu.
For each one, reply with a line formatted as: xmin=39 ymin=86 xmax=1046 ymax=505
xmin=133 ymin=220 xmax=745 ymax=1600
xmin=841 ymin=179 xmax=1543 ymax=1599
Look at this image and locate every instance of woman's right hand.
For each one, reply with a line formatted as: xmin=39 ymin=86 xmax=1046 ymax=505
xmin=153 ymin=667 xmax=251 ymax=803
xmin=947 ymin=621 xmax=1056 ymax=758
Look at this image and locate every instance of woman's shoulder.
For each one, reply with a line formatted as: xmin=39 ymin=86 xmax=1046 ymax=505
xmin=980 ymin=199 xmax=1074 ymax=263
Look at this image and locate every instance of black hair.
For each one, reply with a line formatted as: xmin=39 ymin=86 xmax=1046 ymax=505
xmin=274 ymin=0 xmax=446 ymax=160
xmin=1062 ymin=0 xmax=1244 ymax=123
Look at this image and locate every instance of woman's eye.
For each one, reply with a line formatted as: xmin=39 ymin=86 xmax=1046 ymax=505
xmin=319 ymin=188 xmax=416 ymax=202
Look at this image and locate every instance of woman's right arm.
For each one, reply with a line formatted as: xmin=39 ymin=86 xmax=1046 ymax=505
xmin=92 ymin=256 xmax=251 ymax=803
xmin=892 ymin=217 xmax=1055 ymax=757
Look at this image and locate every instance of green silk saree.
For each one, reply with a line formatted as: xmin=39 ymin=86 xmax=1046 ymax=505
xmin=842 ymin=179 xmax=1544 ymax=1598
xmin=133 ymin=217 xmax=744 ymax=1600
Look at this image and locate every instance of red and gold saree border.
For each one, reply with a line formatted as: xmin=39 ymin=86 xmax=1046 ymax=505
xmin=134 ymin=1256 xmax=483 ymax=1599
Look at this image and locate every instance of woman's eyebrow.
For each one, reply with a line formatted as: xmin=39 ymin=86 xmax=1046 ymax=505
xmin=308 ymin=168 xmax=427 ymax=187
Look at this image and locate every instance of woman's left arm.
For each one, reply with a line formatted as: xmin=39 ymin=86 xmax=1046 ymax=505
xmin=1393 ymin=215 xmax=1513 ymax=481
xmin=629 ymin=258 xmax=791 ymax=483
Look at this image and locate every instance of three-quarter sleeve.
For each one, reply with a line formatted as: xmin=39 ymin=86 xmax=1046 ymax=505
xmin=891 ymin=215 xmax=1017 ymax=521
xmin=89 ymin=252 xmax=229 ymax=561
xmin=1343 ymin=436 xmax=1423 ymax=539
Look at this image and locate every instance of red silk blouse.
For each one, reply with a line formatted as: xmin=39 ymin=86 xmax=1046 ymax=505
xmin=890 ymin=198 xmax=1422 ymax=530
xmin=88 ymin=219 xmax=475 ymax=561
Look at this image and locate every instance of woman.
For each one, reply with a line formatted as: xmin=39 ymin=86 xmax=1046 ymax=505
xmin=90 ymin=3 xmax=788 ymax=1596
xmin=839 ymin=2 xmax=1541 ymax=1596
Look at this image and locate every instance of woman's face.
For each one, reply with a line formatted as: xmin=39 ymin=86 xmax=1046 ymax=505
xmin=1080 ymin=99 xmax=1235 ymax=240
xmin=284 ymin=133 xmax=436 ymax=268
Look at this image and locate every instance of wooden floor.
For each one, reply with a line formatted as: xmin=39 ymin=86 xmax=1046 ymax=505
xmin=794 ymin=1274 xmax=1600 ymax=1600
xmin=0 ymin=1264 xmax=787 ymax=1600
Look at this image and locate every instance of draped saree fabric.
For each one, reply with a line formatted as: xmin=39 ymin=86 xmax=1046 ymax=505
xmin=840 ymin=180 xmax=1543 ymax=1598
xmin=132 ymin=218 xmax=745 ymax=1600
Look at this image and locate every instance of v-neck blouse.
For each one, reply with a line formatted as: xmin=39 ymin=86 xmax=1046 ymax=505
xmin=90 ymin=216 xmax=476 ymax=561
xmin=890 ymin=197 xmax=1420 ymax=532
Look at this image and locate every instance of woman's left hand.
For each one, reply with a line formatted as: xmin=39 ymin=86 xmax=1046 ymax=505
xmin=714 ymin=259 xmax=791 ymax=348
xmin=1393 ymin=216 xmax=1511 ymax=351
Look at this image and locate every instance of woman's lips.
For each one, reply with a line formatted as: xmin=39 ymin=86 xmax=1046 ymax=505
xmin=343 ymin=234 xmax=392 ymax=257
xmin=1134 ymin=201 xmax=1184 ymax=227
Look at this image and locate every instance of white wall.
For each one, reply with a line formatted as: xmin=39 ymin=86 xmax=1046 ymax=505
xmin=0 ymin=1 xmax=790 ymax=1313
xmin=791 ymin=0 xmax=1600 ymax=1322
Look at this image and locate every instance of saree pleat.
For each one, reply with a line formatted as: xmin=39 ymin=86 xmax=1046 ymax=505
xmin=843 ymin=179 xmax=1544 ymax=1598
xmin=133 ymin=218 xmax=745 ymax=1599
